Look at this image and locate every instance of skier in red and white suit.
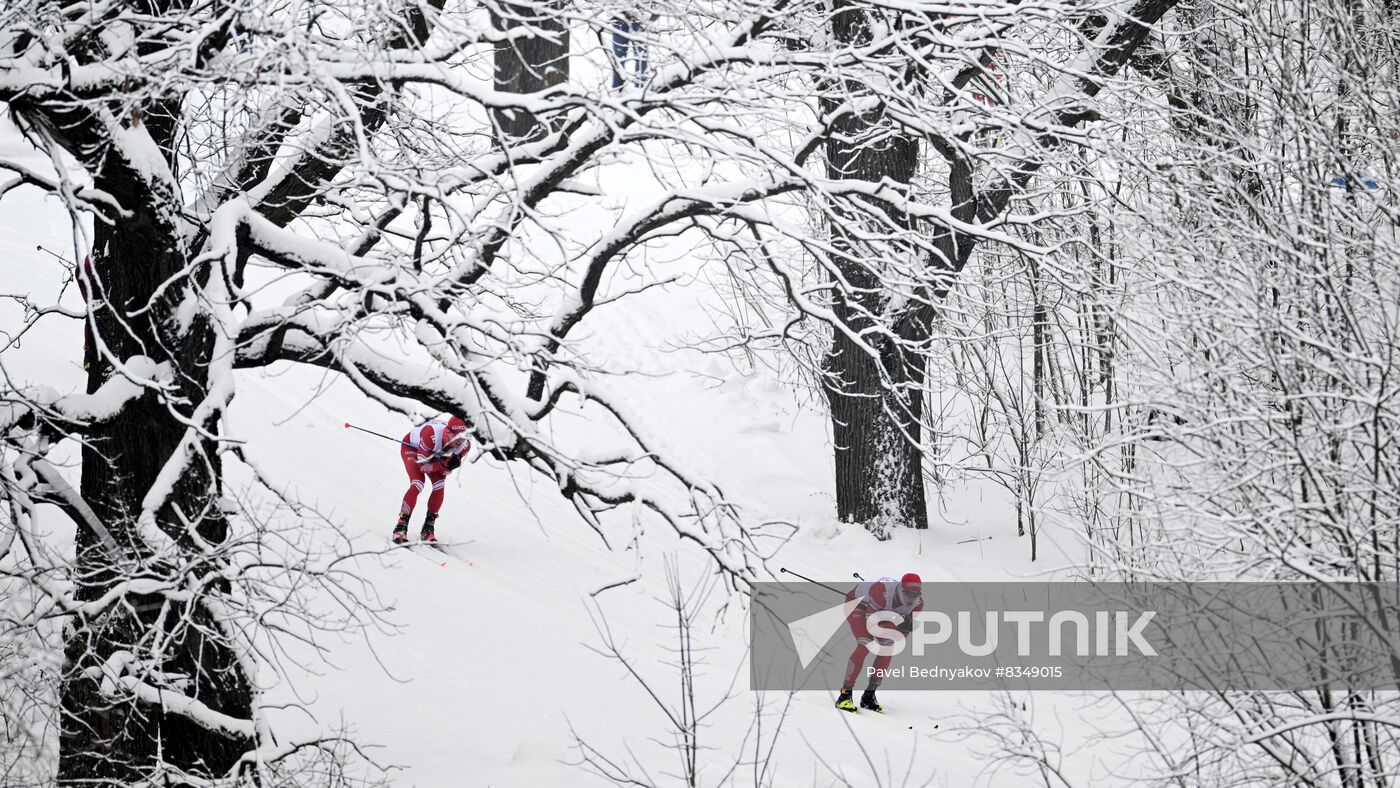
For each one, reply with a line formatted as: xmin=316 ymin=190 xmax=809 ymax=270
xmin=836 ymin=573 xmax=923 ymax=713
xmin=392 ymin=415 xmax=471 ymax=544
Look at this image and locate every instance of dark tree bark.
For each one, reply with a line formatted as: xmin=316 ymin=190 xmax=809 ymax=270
xmin=820 ymin=1 xmax=929 ymax=535
xmin=48 ymin=109 xmax=252 ymax=785
xmin=491 ymin=1 xmax=571 ymax=140
xmin=0 ymin=15 xmax=258 ymax=782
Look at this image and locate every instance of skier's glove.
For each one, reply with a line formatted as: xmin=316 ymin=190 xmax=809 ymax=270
xmin=445 ymin=455 xmax=462 ymax=471
xmin=896 ymin=616 xmax=914 ymax=635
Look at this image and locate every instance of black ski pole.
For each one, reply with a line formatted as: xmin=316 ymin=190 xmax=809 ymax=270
xmin=852 ymin=572 xmax=865 ymax=581
xmin=778 ymin=567 xmax=847 ymax=597
xmin=36 ymin=244 xmax=73 ymax=265
xmin=343 ymin=422 xmax=415 ymax=448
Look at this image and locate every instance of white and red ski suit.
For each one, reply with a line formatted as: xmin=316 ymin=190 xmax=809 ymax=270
xmin=843 ymin=578 xmax=924 ymax=691
xmin=398 ymin=416 xmax=471 ymax=520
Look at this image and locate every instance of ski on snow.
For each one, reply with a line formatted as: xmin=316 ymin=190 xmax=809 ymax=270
xmin=388 ymin=538 xmax=475 ymax=565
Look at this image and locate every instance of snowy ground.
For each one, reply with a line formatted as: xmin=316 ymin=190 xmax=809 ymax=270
xmin=1 ymin=123 xmax=1107 ymax=787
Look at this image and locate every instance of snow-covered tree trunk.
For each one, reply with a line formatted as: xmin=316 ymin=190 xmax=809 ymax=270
xmin=3 ymin=36 xmax=253 ymax=779
xmin=59 ymin=167 xmax=252 ymax=781
xmin=820 ymin=1 xmax=929 ymax=534
xmin=822 ymin=340 xmax=928 ymax=534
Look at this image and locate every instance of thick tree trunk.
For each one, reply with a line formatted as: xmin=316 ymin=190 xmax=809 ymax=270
xmin=491 ymin=0 xmax=571 ymax=139
xmin=825 ymin=331 xmax=929 ymax=535
xmin=820 ymin=1 xmax=928 ymax=535
xmin=59 ymin=140 xmax=251 ymax=786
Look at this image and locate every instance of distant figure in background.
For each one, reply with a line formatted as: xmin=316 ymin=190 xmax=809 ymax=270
xmin=610 ymin=12 xmax=650 ymax=89
xmin=393 ymin=415 xmax=472 ymax=544
xmin=836 ymin=573 xmax=924 ymax=713
xmin=1327 ymin=174 xmax=1381 ymax=191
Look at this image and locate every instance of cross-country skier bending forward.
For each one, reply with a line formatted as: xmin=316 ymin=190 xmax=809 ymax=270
xmin=837 ymin=573 xmax=923 ymax=713
xmin=392 ymin=415 xmax=471 ymax=544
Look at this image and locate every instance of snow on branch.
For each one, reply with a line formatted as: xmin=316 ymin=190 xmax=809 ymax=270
xmin=89 ymin=650 xmax=255 ymax=742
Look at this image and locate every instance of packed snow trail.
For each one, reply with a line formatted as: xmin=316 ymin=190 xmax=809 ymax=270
xmin=217 ymin=348 xmax=1080 ymax=785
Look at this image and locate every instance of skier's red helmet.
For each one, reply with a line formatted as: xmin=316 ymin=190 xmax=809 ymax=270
xmin=443 ymin=415 xmax=470 ymax=452
xmin=899 ymin=572 xmax=922 ymax=601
